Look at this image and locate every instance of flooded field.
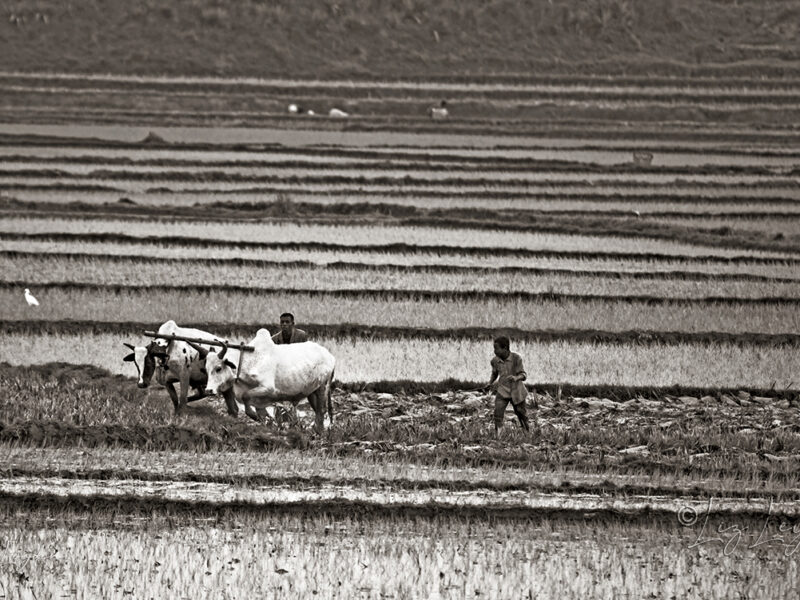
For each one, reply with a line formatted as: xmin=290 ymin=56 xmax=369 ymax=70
xmin=3 ymin=143 xmax=800 ymax=168
xmin=3 ymin=514 xmax=795 ymax=599
xmin=5 ymin=159 xmax=800 ymax=184
xmin=3 ymin=474 xmax=800 ymax=521
xmin=3 ymin=121 xmax=797 ymax=148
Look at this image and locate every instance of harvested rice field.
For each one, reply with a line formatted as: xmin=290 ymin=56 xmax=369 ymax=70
xmin=6 ymin=215 xmax=796 ymax=257
xmin=1 ymin=1 xmax=799 ymax=596
xmin=5 ymin=252 xmax=800 ymax=298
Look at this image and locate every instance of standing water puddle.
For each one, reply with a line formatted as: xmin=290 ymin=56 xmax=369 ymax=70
xmin=0 ymin=476 xmax=795 ymax=517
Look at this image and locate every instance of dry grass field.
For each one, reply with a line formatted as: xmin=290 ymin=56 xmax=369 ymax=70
xmin=1 ymin=0 xmax=800 ymax=596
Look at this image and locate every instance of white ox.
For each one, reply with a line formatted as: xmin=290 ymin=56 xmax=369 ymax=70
xmin=148 ymin=320 xmax=240 ymax=415
xmin=203 ymin=328 xmax=335 ymax=434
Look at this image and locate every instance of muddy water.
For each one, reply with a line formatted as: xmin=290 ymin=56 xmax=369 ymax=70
xmin=1 ymin=476 xmax=796 ymax=517
xmin=5 ymin=162 xmax=796 ymax=186
xmin=0 ymin=123 xmax=793 ymax=154
xmin=5 ymin=71 xmax=799 ymax=94
xmin=2 ymin=144 xmax=799 ymax=168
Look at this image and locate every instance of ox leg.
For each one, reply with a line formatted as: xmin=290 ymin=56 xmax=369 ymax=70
xmin=177 ymin=370 xmax=190 ymax=413
xmin=186 ymin=388 xmax=207 ymax=403
xmin=221 ymin=388 xmax=239 ymax=416
xmin=244 ymin=402 xmax=261 ymax=422
xmin=307 ymin=389 xmax=325 ymax=435
xmin=270 ymin=405 xmax=287 ymax=429
xmin=242 ymin=388 xmax=308 ymax=426
xmin=165 ymin=382 xmax=180 ymax=412
xmin=327 ymin=372 xmax=335 ymax=426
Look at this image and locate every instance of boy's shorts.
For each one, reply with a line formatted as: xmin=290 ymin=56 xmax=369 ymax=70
xmin=494 ymin=394 xmax=527 ymax=419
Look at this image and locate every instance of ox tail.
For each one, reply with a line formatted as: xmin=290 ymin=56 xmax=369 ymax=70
xmin=327 ymin=368 xmax=335 ymax=425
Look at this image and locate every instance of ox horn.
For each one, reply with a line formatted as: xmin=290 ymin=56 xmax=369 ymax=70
xmin=185 ymin=340 xmax=209 ymax=359
xmin=218 ymin=342 xmax=228 ymax=360
xmin=123 ymin=342 xmax=136 ymax=350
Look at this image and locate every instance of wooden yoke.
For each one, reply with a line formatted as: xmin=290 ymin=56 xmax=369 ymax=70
xmin=143 ymin=331 xmax=256 ymax=352
xmin=143 ymin=331 xmax=256 ymax=381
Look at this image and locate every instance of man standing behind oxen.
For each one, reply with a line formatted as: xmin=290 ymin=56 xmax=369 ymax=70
xmin=270 ymin=312 xmax=310 ymax=425
xmin=272 ymin=312 xmax=308 ymax=344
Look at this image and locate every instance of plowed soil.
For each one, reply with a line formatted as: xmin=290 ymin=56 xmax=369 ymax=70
xmin=2 ymin=364 xmax=798 ymax=479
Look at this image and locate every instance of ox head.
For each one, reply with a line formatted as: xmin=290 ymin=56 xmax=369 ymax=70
xmin=123 ymin=341 xmax=167 ymax=388
xmin=203 ymin=343 xmax=237 ymax=396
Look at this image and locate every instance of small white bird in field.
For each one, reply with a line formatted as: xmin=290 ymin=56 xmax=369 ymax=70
xmin=24 ymin=288 xmax=40 ymax=306
xmin=288 ymin=103 xmax=299 ymax=114
xmin=329 ymin=107 xmax=349 ymax=118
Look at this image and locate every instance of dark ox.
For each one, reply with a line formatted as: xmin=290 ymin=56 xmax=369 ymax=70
xmin=123 ymin=341 xmax=239 ymax=415
xmin=123 ymin=341 xmax=164 ymax=389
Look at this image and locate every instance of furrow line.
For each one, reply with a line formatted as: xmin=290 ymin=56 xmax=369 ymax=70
xmin=3 ymin=281 xmax=799 ymax=306
xmin=2 ymin=231 xmax=796 ymax=264
xmin=3 ymin=133 xmax=800 ymax=158
xmin=4 ymin=250 xmax=796 ymax=283
xmin=4 ymin=319 xmax=798 ymax=347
